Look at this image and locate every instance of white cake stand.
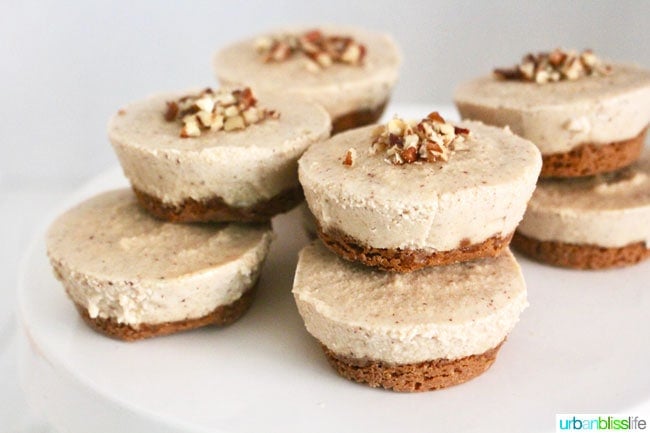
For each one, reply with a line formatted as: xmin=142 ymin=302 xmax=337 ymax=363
xmin=17 ymin=105 xmax=650 ymax=433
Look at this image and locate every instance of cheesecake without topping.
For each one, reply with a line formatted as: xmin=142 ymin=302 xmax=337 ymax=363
xmin=46 ymin=189 xmax=274 ymax=340
xmin=292 ymin=242 xmax=528 ymax=391
xmin=514 ymin=149 xmax=650 ymax=269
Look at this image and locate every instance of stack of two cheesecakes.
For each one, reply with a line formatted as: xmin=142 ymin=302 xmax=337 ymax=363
xmin=46 ymin=86 xmax=332 ymax=341
xmin=293 ymin=112 xmax=542 ymax=391
xmin=455 ymin=49 xmax=650 ymax=269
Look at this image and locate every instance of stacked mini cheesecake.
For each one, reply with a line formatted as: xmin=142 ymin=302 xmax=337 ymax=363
xmin=293 ymin=112 xmax=542 ymax=391
xmin=46 ymin=189 xmax=275 ymax=341
xmin=47 ymin=87 xmax=335 ymax=340
xmin=46 ymin=27 xmax=402 ymax=341
xmin=455 ymin=49 xmax=650 ymax=269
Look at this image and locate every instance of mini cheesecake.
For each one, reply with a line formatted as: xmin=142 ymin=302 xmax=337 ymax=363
xmin=292 ymin=241 xmax=528 ymax=392
xmin=213 ymin=26 xmax=401 ymax=134
xmin=46 ymin=189 xmax=274 ymax=341
xmin=298 ymin=113 xmax=542 ymax=272
xmin=109 ymin=87 xmax=330 ymax=223
xmin=513 ymin=149 xmax=650 ymax=269
xmin=455 ymin=49 xmax=650 ymax=178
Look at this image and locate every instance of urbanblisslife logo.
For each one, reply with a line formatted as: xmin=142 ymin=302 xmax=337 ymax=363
xmin=556 ymin=414 xmax=647 ymax=431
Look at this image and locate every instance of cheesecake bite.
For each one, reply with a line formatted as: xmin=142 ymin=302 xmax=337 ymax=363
xmin=455 ymin=49 xmax=650 ymax=178
xmin=513 ymin=148 xmax=650 ymax=269
xmin=292 ymin=241 xmax=528 ymax=392
xmin=213 ymin=27 xmax=401 ymax=134
xmin=46 ymin=189 xmax=274 ymax=340
xmin=109 ymin=87 xmax=330 ymax=223
xmin=298 ymin=113 xmax=542 ymax=272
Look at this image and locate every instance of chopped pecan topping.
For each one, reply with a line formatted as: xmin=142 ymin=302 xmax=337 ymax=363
xmin=164 ymin=87 xmax=279 ymax=138
xmin=494 ymin=49 xmax=611 ymax=83
xmin=254 ymin=29 xmax=366 ymax=71
xmin=164 ymin=101 xmax=179 ymax=121
xmin=342 ymin=148 xmax=356 ymax=167
xmin=369 ymin=112 xmax=470 ymax=165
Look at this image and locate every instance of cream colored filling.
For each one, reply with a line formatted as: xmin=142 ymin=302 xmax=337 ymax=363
xmin=298 ymin=121 xmax=541 ymax=251
xmin=293 ymin=242 xmax=528 ymax=364
xmin=213 ymin=26 xmax=401 ymax=119
xmin=454 ymin=64 xmax=650 ymax=154
xmin=109 ymin=91 xmax=330 ymax=207
xmin=46 ymin=190 xmax=274 ymax=326
xmin=517 ymin=149 xmax=650 ymax=248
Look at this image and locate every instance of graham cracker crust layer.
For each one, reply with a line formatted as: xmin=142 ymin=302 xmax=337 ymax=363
xmin=133 ymin=186 xmax=304 ymax=223
xmin=512 ymin=231 xmax=650 ymax=270
xmin=540 ymin=127 xmax=647 ymax=178
xmin=74 ymin=288 xmax=256 ymax=341
xmin=318 ymin=227 xmax=514 ymax=272
xmin=331 ymin=101 xmax=388 ymax=134
xmin=322 ymin=341 xmax=504 ymax=392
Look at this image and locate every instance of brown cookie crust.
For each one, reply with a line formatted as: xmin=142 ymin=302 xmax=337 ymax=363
xmin=133 ymin=186 xmax=304 ymax=223
xmin=317 ymin=227 xmax=514 ymax=272
xmin=74 ymin=288 xmax=256 ymax=341
xmin=540 ymin=127 xmax=647 ymax=178
xmin=512 ymin=231 xmax=650 ymax=270
xmin=331 ymin=101 xmax=388 ymax=134
xmin=322 ymin=341 xmax=504 ymax=392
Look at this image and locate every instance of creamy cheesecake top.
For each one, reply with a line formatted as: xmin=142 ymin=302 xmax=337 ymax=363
xmin=109 ymin=89 xmax=330 ymax=206
xmin=109 ymin=89 xmax=330 ymax=155
xmin=529 ymin=150 xmax=650 ymax=211
xmin=299 ymin=120 xmax=541 ymax=251
xmin=213 ymin=26 xmax=401 ymax=118
xmin=47 ymin=189 xmax=274 ymax=325
xmin=456 ymin=64 xmax=650 ymax=110
xmin=300 ymin=120 xmax=540 ymax=204
xmin=454 ymin=64 xmax=650 ymax=152
xmin=518 ymin=148 xmax=650 ymax=247
xmin=47 ymin=189 xmax=272 ymax=281
xmin=293 ymin=242 xmax=527 ymax=363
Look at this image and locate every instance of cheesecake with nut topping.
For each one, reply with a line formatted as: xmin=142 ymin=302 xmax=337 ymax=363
xmin=213 ymin=26 xmax=401 ymax=134
xmin=454 ymin=49 xmax=650 ymax=177
xmin=513 ymin=148 xmax=650 ymax=269
xmin=292 ymin=241 xmax=528 ymax=392
xmin=109 ymin=87 xmax=330 ymax=223
xmin=298 ymin=113 xmax=542 ymax=272
xmin=46 ymin=189 xmax=274 ymax=340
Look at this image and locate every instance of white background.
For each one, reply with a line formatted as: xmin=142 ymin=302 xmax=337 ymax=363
xmin=1 ymin=1 xmax=649 ymax=431
xmin=2 ymin=0 xmax=649 ymax=184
